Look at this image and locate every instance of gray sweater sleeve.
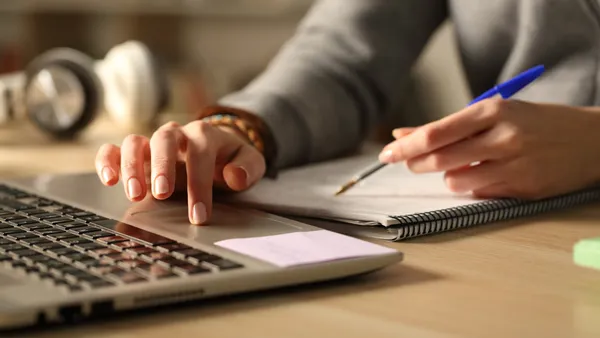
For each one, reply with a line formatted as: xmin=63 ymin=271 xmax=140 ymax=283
xmin=218 ymin=0 xmax=448 ymax=169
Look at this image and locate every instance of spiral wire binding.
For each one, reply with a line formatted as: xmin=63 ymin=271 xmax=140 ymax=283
xmin=390 ymin=187 xmax=600 ymax=240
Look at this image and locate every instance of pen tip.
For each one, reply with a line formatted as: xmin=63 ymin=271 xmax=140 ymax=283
xmin=334 ymin=181 xmax=354 ymax=196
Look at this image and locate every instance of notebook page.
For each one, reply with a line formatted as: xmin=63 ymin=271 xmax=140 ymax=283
xmin=221 ymin=145 xmax=485 ymax=227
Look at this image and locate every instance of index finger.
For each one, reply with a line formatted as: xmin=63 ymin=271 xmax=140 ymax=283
xmin=380 ymin=99 xmax=500 ymax=163
xmin=181 ymin=121 xmax=218 ymax=225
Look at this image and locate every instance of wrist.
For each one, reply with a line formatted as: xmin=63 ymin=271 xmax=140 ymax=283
xmin=199 ymin=105 xmax=278 ymax=178
xmin=563 ymin=105 xmax=600 ymax=184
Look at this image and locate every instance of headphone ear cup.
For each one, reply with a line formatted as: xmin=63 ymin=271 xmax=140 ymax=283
xmin=98 ymin=40 xmax=164 ymax=130
xmin=23 ymin=48 xmax=102 ymax=139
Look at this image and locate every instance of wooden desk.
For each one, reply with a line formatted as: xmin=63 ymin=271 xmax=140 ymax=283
xmin=2 ymin=116 xmax=600 ymax=338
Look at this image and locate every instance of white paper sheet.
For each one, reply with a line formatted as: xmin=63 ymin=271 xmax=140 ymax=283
xmin=221 ymin=144 xmax=484 ymax=226
xmin=214 ymin=230 xmax=397 ymax=267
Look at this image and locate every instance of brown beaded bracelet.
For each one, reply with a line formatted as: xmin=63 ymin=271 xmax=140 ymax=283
xmin=202 ymin=114 xmax=265 ymax=154
xmin=199 ymin=105 xmax=278 ymax=178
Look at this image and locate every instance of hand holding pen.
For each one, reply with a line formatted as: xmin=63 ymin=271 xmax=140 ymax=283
xmin=336 ymin=65 xmax=600 ymax=200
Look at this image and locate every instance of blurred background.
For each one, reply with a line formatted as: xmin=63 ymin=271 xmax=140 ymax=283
xmin=0 ymin=0 xmax=471 ymax=176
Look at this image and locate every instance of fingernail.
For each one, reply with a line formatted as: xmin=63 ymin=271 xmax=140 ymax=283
xmin=379 ymin=150 xmax=394 ymax=163
xmin=101 ymin=167 xmax=115 ymax=183
xmin=127 ymin=178 xmax=142 ymax=199
xmin=237 ymin=166 xmax=250 ymax=186
xmin=153 ymin=175 xmax=169 ymax=195
xmin=392 ymin=129 xmax=404 ymax=138
xmin=191 ymin=202 xmax=207 ymax=224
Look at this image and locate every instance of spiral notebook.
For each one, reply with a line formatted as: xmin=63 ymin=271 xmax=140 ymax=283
xmin=220 ymin=145 xmax=600 ymax=241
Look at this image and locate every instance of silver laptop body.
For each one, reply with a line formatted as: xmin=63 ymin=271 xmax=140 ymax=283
xmin=0 ymin=172 xmax=402 ymax=330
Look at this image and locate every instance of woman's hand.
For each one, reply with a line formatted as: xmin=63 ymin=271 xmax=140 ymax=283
xmin=379 ymin=99 xmax=600 ymax=199
xmin=94 ymin=120 xmax=266 ymax=225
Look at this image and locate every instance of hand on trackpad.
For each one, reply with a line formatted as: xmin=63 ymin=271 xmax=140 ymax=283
xmin=120 ymin=197 xmax=305 ymax=242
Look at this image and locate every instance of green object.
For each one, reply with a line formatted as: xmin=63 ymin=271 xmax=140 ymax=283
xmin=574 ymin=237 xmax=600 ymax=270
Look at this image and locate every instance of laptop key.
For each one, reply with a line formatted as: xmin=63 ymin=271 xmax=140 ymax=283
xmin=82 ymin=277 xmax=115 ymax=289
xmin=47 ymin=247 xmax=79 ymax=256
xmin=61 ymin=252 xmax=92 ymax=263
xmin=55 ymin=266 xmax=85 ymax=278
xmin=10 ymin=219 xmax=39 ymax=226
xmin=21 ymin=237 xmax=51 ymax=245
xmin=34 ymin=242 xmax=65 ymax=250
xmin=45 ymin=217 xmax=74 ymax=225
xmin=64 ymin=270 xmax=94 ymax=284
xmin=181 ymin=251 xmax=221 ymax=264
xmin=10 ymin=261 xmax=27 ymax=268
xmin=60 ymin=222 xmax=88 ymax=230
xmin=0 ymin=228 xmax=23 ymax=235
xmin=156 ymin=243 xmax=190 ymax=252
xmin=97 ymin=235 xmax=129 ymax=245
xmin=69 ymin=211 xmax=93 ymax=217
xmin=172 ymin=264 xmax=211 ymax=276
xmin=118 ymin=259 xmax=148 ymax=270
xmin=66 ymin=284 xmax=84 ymax=292
xmin=157 ymin=257 xmax=191 ymax=268
xmin=207 ymin=259 xmax=243 ymax=270
xmin=135 ymin=264 xmax=178 ymax=279
xmin=125 ymin=246 xmax=155 ymax=256
xmin=0 ymin=239 xmax=13 ymax=246
xmin=33 ymin=213 xmax=62 ymax=220
xmin=56 ymin=207 xmax=82 ymax=214
xmin=84 ymin=231 xmax=113 ymax=239
xmin=60 ymin=238 xmax=93 ymax=246
xmin=11 ymin=249 xmax=39 ymax=257
xmin=112 ymin=240 xmax=143 ymax=250
xmin=91 ymin=265 xmax=123 ymax=275
xmin=23 ymin=254 xmax=54 ymax=265
xmin=0 ymin=200 xmax=30 ymax=211
xmin=75 ymin=242 xmax=105 ymax=251
xmin=33 ymin=228 xmax=64 ymax=235
xmin=0 ymin=243 xmax=26 ymax=252
xmin=0 ymin=223 xmax=14 ymax=230
xmin=107 ymin=270 xmax=146 ymax=284
xmin=3 ymin=215 xmax=27 ymax=222
xmin=46 ymin=232 xmax=77 ymax=241
xmin=78 ymin=215 xmax=107 ymax=223
xmin=20 ymin=223 xmax=51 ymax=230
xmin=68 ymin=225 xmax=99 ymax=233
xmin=7 ymin=232 xmax=36 ymax=241
xmin=20 ymin=208 xmax=46 ymax=216
xmin=140 ymin=251 xmax=169 ymax=262
xmin=35 ymin=260 xmax=61 ymax=272
xmin=89 ymin=247 xmax=121 ymax=258
xmin=103 ymin=252 xmax=131 ymax=262
xmin=24 ymin=266 xmax=40 ymax=274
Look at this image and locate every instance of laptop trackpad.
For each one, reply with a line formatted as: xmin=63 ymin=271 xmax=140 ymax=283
xmin=103 ymin=194 xmax=311 ymax=245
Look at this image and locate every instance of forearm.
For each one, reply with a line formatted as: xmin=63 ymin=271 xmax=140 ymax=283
xmin=217 ymin=0 xmax=448 ymax=170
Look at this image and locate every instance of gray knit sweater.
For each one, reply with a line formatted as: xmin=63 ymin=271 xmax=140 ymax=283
xmin=219 ymin=0 xmax=600 ymax=169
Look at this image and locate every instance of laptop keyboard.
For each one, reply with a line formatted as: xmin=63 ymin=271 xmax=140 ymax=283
xmin=0 ymin=184 xmax=244 ymax=293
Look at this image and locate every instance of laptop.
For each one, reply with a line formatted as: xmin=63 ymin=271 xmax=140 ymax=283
xmin=0 ymin=172 xmax=402 ymax=330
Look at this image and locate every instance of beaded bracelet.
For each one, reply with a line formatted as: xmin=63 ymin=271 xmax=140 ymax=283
xmin=202 ymin=113 xmax=265 ymax=154
xmin=199 ymin=105 xmax=278 ymax=178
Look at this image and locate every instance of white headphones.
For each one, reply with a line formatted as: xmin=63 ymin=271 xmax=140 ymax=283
xmin=96 ymin=40 xmax=168 ymax=130
xmin=0 ymin=40 xmax=169 ymax=139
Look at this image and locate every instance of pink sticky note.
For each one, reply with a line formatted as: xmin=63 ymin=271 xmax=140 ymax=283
xmin=214 ymin=230 xmax=396 ymax=267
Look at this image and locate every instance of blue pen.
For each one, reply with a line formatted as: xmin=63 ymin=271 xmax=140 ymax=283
xmin=334 ymin=64 xmax=546 ymax=196
xmin=468 ymin=64 xmax=545 ymax=105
